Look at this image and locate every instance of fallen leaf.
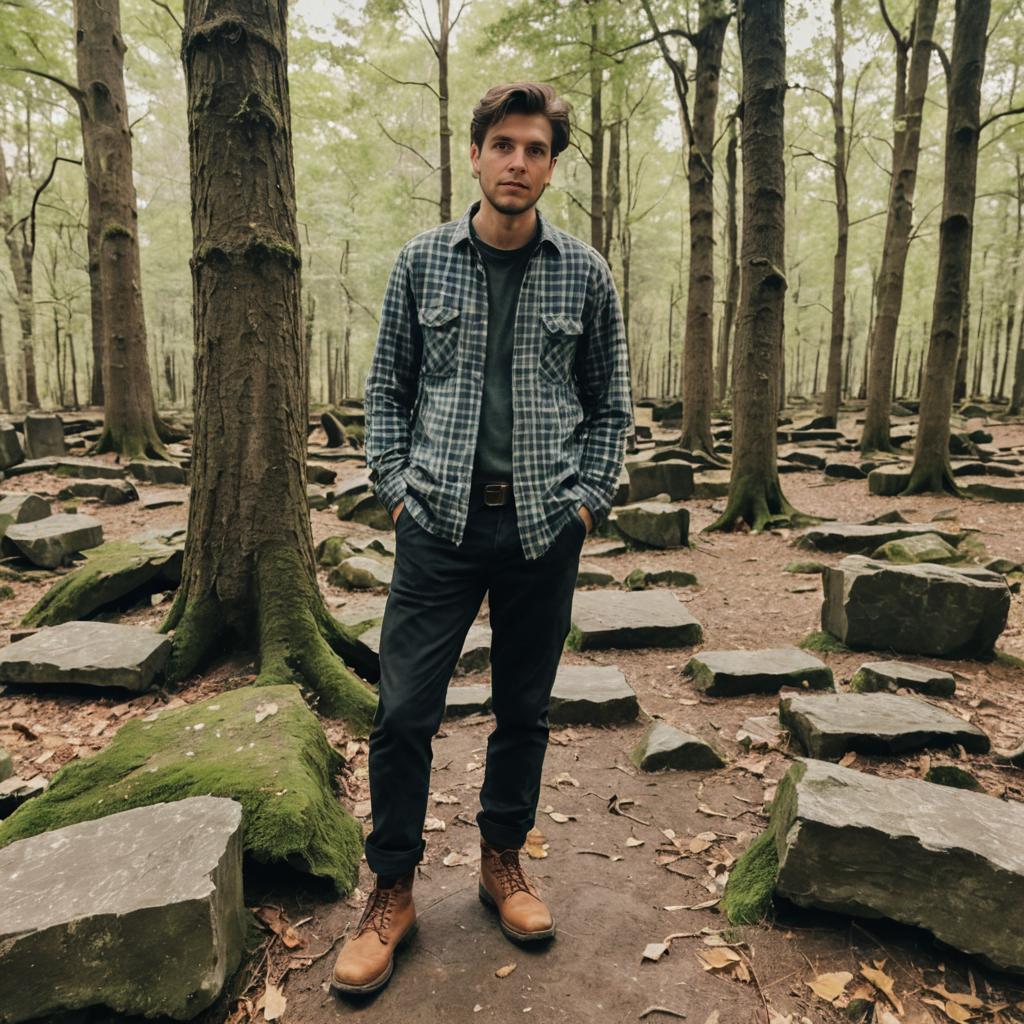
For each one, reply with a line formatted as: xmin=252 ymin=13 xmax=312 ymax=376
xmin=443 ymin=849 xmax=479 ymax=867
xmin=625 ymin=836 xmax=645 ymax=847
xmin=689 ymin=831 xmax=718 ymax=853
xmin=643 ymin=942 xmax=670 ymax=962
xmin=807 ymin=970 xmax=853 ymax=1004
xmin=254 ymin=702 xmax=278 ymax=724
xmin=554 ymin=771 xmax=579 ymax=787
xmin=352 ymin=800 xmax=372 ymax=818
xmin=431 ymin=791 xmax=460 ymax=804
xmin=861 ymin=963 xmax=904 ymax=1015
xmin=254 ymin=907 xmax=304 ymax=950
xmin=926 ymin=985 xmax=984 ymax=1010
xmin=547 ymin=810 xmax=574 ymax=823
xmin=697 ymin=947 xmax=741 ymax=971
xmin=838 ymin=751 xmax=858 ymax=767
xmin=697 ymin=803 xmax=729 ymax=818
xmin=495 ymin=963 xmax=517 ymax=978
xmin=922 ymin=997 xmax=972 ymax=1022
xmin=263 ymin=981 xmax=286 ymax=1020
xmin=423 ymin=816 xmax=446 ymax=832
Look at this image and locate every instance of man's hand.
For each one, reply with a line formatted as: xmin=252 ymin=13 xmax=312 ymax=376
xmin=392 ymin=500 xmax=405 ymax=526
xmin=577 ymin=504 xmax=593 ymax=535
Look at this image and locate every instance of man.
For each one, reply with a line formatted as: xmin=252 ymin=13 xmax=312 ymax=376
xmin=333 ymin=82 xmax=632 ymax=996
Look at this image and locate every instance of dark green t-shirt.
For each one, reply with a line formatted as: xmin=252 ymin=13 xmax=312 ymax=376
xmin=470 ymin=216 xmax=540 ymax=479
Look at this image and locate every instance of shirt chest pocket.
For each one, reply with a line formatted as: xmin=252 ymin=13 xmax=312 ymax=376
xmin=418 ymin=306 xmax=460 ymax=377
xmin=539 ymin=313 xmax=583 ymax=387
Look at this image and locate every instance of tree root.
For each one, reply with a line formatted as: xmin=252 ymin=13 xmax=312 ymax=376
xmin=677 ymin=427 xmax=728 ymax=466
xmin=900 ymin=459 xmax=962 ymax=497
xmin=705 ymin=473 xmax=818 ymax=533
xmin=93 ymin=423 xmax=171 ymax=462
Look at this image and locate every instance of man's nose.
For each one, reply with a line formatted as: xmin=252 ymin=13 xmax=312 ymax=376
xmin=507 ymin=147 xmax=528 ymax=170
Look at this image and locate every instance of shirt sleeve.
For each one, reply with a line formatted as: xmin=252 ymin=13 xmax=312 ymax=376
xmin=364 ymin=244 xmax=422 ymax=514
xmin=574 ymin=254 xmax=634 ymax=526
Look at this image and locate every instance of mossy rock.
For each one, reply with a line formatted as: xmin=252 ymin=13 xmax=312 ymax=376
xmin=21 ymin=539 xmax=182 ymax=628
xmin=0 ymin=585 xmax=13 ymax=601
xmin=316 ymin=535 xmax=354 ymax=568
xmin=924 ymin=764 xmax=983 ymax=791
xmin=624 ymin=567 xmax=698 ymax=590
xmin=799 ymin=630 xmax=850 ymax=653
xmin=871 ymin=533 xmax=958 ymax=565
xmin=784 ymin=561 xmax=826 ymax=575
xmin=0 ymin=684 xmax=362 ymax=894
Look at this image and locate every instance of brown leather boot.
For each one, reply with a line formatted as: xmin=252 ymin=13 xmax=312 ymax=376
xmin=478 ymin=838 xmax=556 ymax=942
xmin=332 ymin=869 xmax=418 ymax=995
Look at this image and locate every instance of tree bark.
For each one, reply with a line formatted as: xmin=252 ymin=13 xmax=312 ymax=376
xmin=74 ymin=0 xmax=166 ymax=456
xmin=437 ymin=0 xmax=452 ymax=222
xmin=860 ymin=0 xmax=939 ymax=452
xmin=170 ymin=0 xmax=376 ymax=729
xmin=0 ymin=315 xmax=10 ymax=412
xmin=677 ymin=0 xmax=731 ymax=456
xmin=716 ymin=116 xmax=739 ymax=403
xmin=904 ymin=0 xmax=990 ymax=494
xmin=709 ymin=0 xmax=805 ymax=532
xmin=589 ymin=11 xmax=605 ymax=254
xmin=820 ymin=0 xmax=849 ymax=426
xmin=85 ymin=171 xmax=105 ymax=406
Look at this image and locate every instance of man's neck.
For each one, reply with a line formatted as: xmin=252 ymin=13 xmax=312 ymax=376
xmin=471 ymin=198 xmax=538 ymax=250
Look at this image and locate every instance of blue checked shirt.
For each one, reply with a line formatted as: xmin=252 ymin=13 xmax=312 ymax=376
xmin=364 ymin=200 xmax=633 ymax=560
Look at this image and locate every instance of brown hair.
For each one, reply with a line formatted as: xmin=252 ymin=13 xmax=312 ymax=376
xmin=470 ymin=83 xmax=572 ymax=158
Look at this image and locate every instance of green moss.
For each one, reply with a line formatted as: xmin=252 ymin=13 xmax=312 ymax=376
xmin=624 ymin=568 xmax=698 ymax=590
xmin=784 ymin=561 xmax=826 ymax=574
xmin=315 ymin=536 xmax=353 ymax=567
xmin=0 ymin=684 xmax=362 ymax=894
xmin=0 ymin=585 xmax=13 ymax=601
xmin=23 ymin=540 xmax=181 ymax=628
xmin=564 ymin=624 xmax=583 ymax=652
xmin=994 ymin=649 xmax=1024 ymax=670
xmin=924 ymin=765 xmax=982 ymax=791
xmin=102 ymin=223 xmax=132 ymax=241
xmin=799 ymin=630 xmax=849 ymax=653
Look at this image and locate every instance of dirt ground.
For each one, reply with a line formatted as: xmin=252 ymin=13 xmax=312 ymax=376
xmin=2 ymin=412 xmax=1023 ymax=1024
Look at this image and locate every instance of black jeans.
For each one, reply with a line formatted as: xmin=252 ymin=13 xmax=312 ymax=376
xmin=364 ymin=496 xmax=587 ymax=877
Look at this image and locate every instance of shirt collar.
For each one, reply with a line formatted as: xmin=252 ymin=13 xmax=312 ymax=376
xmin=451 ymin=200 xmax=564 ymax=256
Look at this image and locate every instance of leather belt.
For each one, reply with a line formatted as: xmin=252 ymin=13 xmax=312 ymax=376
xmin=473 ymin=480 xmax=514 ymax=507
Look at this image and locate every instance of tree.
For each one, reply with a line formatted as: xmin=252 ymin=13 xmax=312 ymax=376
xmin=859 ymin=0 xmax=939 ymax=453
xmin=642 ymin=0 xmax=731 ymax=458
xmin=715 ymin=113 xmax=739 ymax=403
xmin=169 ymin=0 xmax=377 ymax=730
xmin=709 ymin=0 xmax=805 ymax=532
xmin=903 ymin=0 xmax=990 ymax=494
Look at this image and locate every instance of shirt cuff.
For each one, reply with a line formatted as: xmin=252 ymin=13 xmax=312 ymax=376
xmin=373 ymin=467 xmax=408 ymax=514
xmin=576 ymin=481 xmax=614 ymax=529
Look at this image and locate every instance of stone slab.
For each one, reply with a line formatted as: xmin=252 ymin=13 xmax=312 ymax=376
xmin=0 ymin=424 xmax=24 ymax=470
xmin=57 ymin=479 xmax=138 ymax=505
xmin=357 ymin=621 xmax=491 ymax=676
xmin=126 ymin=460 xmax=188 ymax=485
xmin=3 ymin=513 xmax=103 ymax=568
xmin=684 ymin=647 xmax=833 ymax=697
xmin=445 ymin=684 xmax=492 ymax=718
xmin=23 ymin=412 xmax=65 ymax=459
xmin=568 ymin=590 xmax=703 ymax=650
xmin=0 ymin=796 xmax=245 ymax=1022
xmin=760 ymin=759 xmax=1024 ymax=974
xmin=548 ymin=664 xmax=638 ymax=725
xmin=54 ymin=457 xmax=126 ymax=480
xmin=626 ymin=459 xmax=694 ymax=502
xmin=0 ymin=493 xmax=49 ymax=535
xmin=850 ymin=660 xmax=956 ymax=697
xmin=138 ymin=488 xmax=186 ymax=510
xmin=822 ymin=556 xmax=1010 ymax=657
xmin=797 ymin=522 xmax=961 ymax=555
xmin=629 ymin=721 xmax=725 ymax=771
xmin=611 ymin=502 xmax=689 ymax=549
xmin=0 ymin=620 xmax=172 ymax=691
xmin=779 ymin=692 xmax=989 ymax=759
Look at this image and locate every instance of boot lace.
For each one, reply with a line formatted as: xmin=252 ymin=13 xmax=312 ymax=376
xmin=493 ymin=849 xmax=536 ymax=899
xmin=355 ymin=885 xmax=394 ymax=944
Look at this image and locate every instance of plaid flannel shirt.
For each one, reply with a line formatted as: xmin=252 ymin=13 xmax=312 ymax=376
xmin=364 ymin=200 xmax=633 ymax=560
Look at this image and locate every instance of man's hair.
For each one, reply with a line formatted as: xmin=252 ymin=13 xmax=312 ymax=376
xmin=470 ymin=83 xmax=572 ymax=158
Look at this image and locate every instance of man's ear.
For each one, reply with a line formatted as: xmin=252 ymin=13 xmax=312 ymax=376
xmin=470 ymin=142 xmax=480 ymax=179
xmin=545 ymin=155 xmax=557 ymax=184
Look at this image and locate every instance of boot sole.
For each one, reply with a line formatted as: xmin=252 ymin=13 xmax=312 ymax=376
xmin=478 ymin=882 xmax=556 ymax=942
xmin=330 ymin=919 xmax=419 ymax=996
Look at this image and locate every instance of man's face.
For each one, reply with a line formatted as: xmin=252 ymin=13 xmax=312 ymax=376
xmin=470 ymin=112 xmax=557 ymax=216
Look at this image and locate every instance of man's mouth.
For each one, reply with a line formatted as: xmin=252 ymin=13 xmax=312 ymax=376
xmin=500 ymin=181 xmax=528 ymax=190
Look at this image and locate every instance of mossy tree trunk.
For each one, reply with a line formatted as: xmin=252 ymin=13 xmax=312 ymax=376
xmin=715 ymin=116 xmax=739 ymax=404
xmin=820 ymin=0 xmax=849 ymax=427
xmin=904 ymin=0 xmax=990 ymax=495
xmin=860 ymin=0 xmax=938 ymax=452
xmin=74 ymin=0 xmax=166 ymax=458
xmin=171 ymin=0 xmax=376 ymax=732
xmin=709 ymin=0 xmax=806 ymax=533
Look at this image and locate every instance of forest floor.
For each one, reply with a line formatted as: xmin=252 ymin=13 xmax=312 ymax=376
xmin=1 ymin=412 xmax=1023 ymax=1024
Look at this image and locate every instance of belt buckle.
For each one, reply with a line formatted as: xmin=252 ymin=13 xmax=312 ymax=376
xmin=483 ymin=482 xmax=507 ymax=507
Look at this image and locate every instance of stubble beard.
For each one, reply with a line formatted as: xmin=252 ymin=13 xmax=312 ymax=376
xmin=481 ymin=180 xmax=547 ymax=217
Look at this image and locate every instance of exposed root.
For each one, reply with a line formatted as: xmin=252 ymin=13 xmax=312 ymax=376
xmin=93 ymin=423 xmax=171 ymax=461
xmin=901 ymin=459 xmax=962 ymax=497
xmin=705 ymin=473 xmax=818 ymax=533
xmin=677 ymin=427 xmax=728 ymax=466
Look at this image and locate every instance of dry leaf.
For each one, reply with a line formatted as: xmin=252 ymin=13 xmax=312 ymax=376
xmin=807 ymin=970 xmax=853 ymax=1003
xmin=495 ymin=963 xmax=517 ymax=978
xmin=431 ymin=791 xmax=461 ymax=804
xmin=554 ymin=771 xmax=579 ymax=787
xmin=697 ymin=947 xmax=741 ymax=971
xmin=926 ymin=985 xmax=984 ymax=1010
xmin=861 ymin=963 xmax=904 ymax=1015
xmin=697 ymin=803 xmax=729 ymax=818
xmin=874 ymin=1009 xmax=903 ymax=1024
xmin=838 ymin=751 xmax=858 ymax=767
xmin=443 ymin=849 xmax=478 ymax=867
xmin=643 ymin=942 xmax=670 ymax=962
xmin=922 ymin=997 xmax=973 ymax=1023
xmin=626 ymin=836 xmax=645 ymax=847
xmin=254 ymin=907 xmax=304 ymax=950
xmin=254 ymin=702 xmax=278 ymax=724
xmin=262 ymin=981 xmax=286 ymax=1021
xmin=547 ymin=810 xmax=574 ymax=823
xmin=353 ymin=800 xmax=372 ymax=818
xmin=423 ymin=816 xmax=446 ymax=832
xmin=689 ymin=831 xmax=718 ymax=853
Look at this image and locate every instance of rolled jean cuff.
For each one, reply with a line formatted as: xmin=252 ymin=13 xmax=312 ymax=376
xmin=476 ymin=812 xmax=528 ymax=851
xmin=364 ymin=836 xmax=425 ymax=877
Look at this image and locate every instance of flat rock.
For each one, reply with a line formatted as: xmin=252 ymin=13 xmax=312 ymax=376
xmin=871 ymin=532 xmax=958 ymax=564
xmin=0 ymin=747 xmax=10 ymax=782
xmin=730 ymin=759 xmax=1024 ymax=974
xmin=611 ymin=502 xmax=689 ymax=549
xmin=779 ymin=692 xmax=989 ymax=759
xmin=347 ymin=534 xmax=397 ymax=557
xmin=0 ymin=620 xmax=171 ymax=691
xmin=850 ymin=660 xmax=956 ymax=697
xmin=0 ymin=493 xmax=50 ymax=535
xmin=624 ymin=566 xmax=698 ymax=590
xmin=960 ymin=477 xmax=1024 ymax=502
xmin=23 ymin=412 xmax=66 ymax=458
xmin=0 ymin=424 xmax=24 ymax=470
xmin=626 ymin=459 xmax=694 ymax=502
xmin=0 ymin=775 xmax=47 ymax=817
xmin=57 ymin=479 xmax=138 ymax=505
xmin=3 ymin=513 xmax=103 ymax=568
xmin=0 ymin=796 xmax=245 ymax=1022
xmin=336 ymin=491 xmax=391 ymax=530
xmin=822 ymin=555 xmax=1010 ymax=656
xmin=328 ymin=555 xmax=393 ymax=590
xmin=126 ymin=459 xmax=188 ymax=485
xmin=307 ymin=462 xmax=337 ymax=485
xmin=582 ymin=538 xmax=628 ymax=557
xmin=629 ymin=721 xmax=725 ymax=771
xmin=548 ymin=664 xmax=638 ymax=725
xmin=568 ymin=590 xmax=702 ymax=650
xmin=797 ymin=521 xmax=961 ymax=555
xmin=867 ymin=465 xmax=912 ymax=496
xmin=691 ymin=469 xmax=732 ymax=498
xmin=138 ymin=488 xmax=186 ymax=510
xmin=357 ymin=621 xmax=491 ymax=676
xmin=684 ymin=647 xmax=833 ymax=697
xmin=576 ymin=561 xmax=617 ymax=587
xmin=445 ymin=684 xmax=492 ymax=717
xmin=54 ymin=457 xmax=126 ymax=480
xmin=736 ymin=715 xmax=787 ymax=751
xmin=3 ymin=456 xmax=59 ymax=477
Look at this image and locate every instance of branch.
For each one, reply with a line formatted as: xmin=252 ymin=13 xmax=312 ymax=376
xmin=375 ymin=118 xmax=437 ymax=170
xmin=364 ymin=59 xmax=440 ymax=99
xmin=1 ymin=65 xmax=84 ymax=105
xmin=924 ymin=40 xmax=951 ymax=83
xmin=6 ymin=155 xmax=81 ymax=253
xmin=878 ymin=0 xmax=904 ymax=48
xmin=979 ymin=104 xmax=1024 ymax=133
xmin=148 ymin=0 xmax=182 ymax=31
xmin=849 ymin=208 xmax=887 ymax=228
xmin=639 ymin=0 xmax=697 ymax=161
xmin=608 ymin=27 xmax=694 ymax=58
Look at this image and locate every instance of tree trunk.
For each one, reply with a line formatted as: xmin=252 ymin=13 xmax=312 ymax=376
xmin=860 ymin=0 xmax=939 ymax=452
xmin=710 ymin=0 xmax=804 ymax=532
xmin=437 ymin=0 xmax=451 ymax=223
xmin=170 ymin=0 xmax=376 ymax=729
xmin=904 ymin=0 xmax=990 ymax=494
xmin=74 ymin=0 xmax=166 ymax=456
xmin=589 ymin=12 xmax=604 ymax=254
xmin=716 ymin=116 xmax=739 ymax=403
xmin=678 ymin=0 xmax=730 ymax=456
xmin=602 ymin=75 xmax=621 ymax=263
xmin=0 ymin=314 xmax=10 ymax=412
xmin=820 ymin=0 xmax=849 ymax=426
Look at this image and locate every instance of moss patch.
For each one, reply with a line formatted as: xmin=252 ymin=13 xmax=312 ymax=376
xmin=924 ymin=764 xmax=982 ymax=791
xmin=799 ymin=630 xmax=849 ymax=654
xmin=0 ymin=684 xmax=362 ymax=894
xmin=784 ymin=561 xmax=826 ymax=574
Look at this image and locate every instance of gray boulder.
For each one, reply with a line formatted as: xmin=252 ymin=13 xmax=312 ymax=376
xmin=822 ymin=555 xmax=1010 ymax=656
xmin=0 ymin=775 xmax=47 ymax=817
xmin=724 ymin=759 xmax=1024 ymax=974
xmin=445 ymin=684 xmax=492 ymax=718
xmin=3 ymin=513 xmax=103 ymax=568
xmin=57 ymin=479 xmax=138 ymax=505
xmin=611 ymin=502 xmax=690 ymax=549
xmin=871 ymin=532 xmax=958 ymax=564
xmin=0 ymin=796 xmax=245 ymax=1022
xmin=55 ymin=457 xmax=126 ymax=480
xmin=568 ymin=590 xmax=703 ymax=650
xmin=337 ymin=491 xmax=391 ymax=530
xmin=127 ymin=459 xmax=188 ymax=485
xmin=0 ymin=493 xmax=50 ymax=535
xmin=684 ymin=647 xmax=833 ymax=697
xmin=548 ymin=664 xmax=638 ymax=725
xmin=867 ymin=465 xmax=911 ymax=496
xmin=0 ymin=620 xmax=172 ymax=692
xmin=23 ymin=412 xmax=65 ymax=458
xmin=850 ymin=660 xmax=956 ymax=697
xmin=797 ymin=521 xmax=961 ymax=555
xmin=629 ymin=721 xmax=725 ymax=771
xmin=691 ymin=469 xmax=732 ymax=498
xmin=626 ymin=459 xmax=694 ymax=502
xmin=328 ymin=555 xmax=393 ymax=591
xmin=779 ymin=692 xmax=989 ymax=759
xmin=624 ymin=566 xmax=698 ymax=590
xmin=576 ymin=562 xmax=618 ymax=587
xmin=0 ymin=424 xmax=24 ymax=470
xmin=0 ymin=747 xmax=10 ymax=782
